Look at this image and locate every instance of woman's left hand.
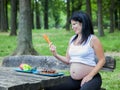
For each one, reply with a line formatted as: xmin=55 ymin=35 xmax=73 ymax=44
xmin=81 ymin=75 xmax=93 ymax=86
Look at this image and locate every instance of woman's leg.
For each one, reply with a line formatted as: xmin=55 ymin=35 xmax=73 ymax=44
xmin=80 ymin=73 xmax=102 ymax=90
xmin=44 ymin=76 xmax=81 ymax=90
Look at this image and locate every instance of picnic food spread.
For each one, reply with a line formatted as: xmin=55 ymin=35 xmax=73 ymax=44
xmin=15 ymin=64 xmax=64 ymax=77
xmin=41 ymin=68 xmax=56 ymax=74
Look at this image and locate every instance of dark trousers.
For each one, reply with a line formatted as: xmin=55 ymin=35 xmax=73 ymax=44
xmin=44 ymin=73 xmax=102 ymax=90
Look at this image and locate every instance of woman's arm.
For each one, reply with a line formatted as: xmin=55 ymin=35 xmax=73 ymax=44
xmin=81 ymin=35 xmax=106 ymax=86
xmin=89 ymin=36 xmax=106 ymax=77
xmin=49 ymin=43 xmax=70 ymax=64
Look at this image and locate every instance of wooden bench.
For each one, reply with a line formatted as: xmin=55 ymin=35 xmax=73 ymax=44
xmin=2 ymin=55 xmax=116 ymax=90
xmin=100 ymin=56 xmax=116 ymax=72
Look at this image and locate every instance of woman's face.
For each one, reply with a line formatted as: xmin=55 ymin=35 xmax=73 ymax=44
xmin=71 ymin=20 xmax=82 ymax=35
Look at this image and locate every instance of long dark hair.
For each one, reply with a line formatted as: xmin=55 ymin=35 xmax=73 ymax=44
xmin=70 ymin=11 xmax=94 ymax=44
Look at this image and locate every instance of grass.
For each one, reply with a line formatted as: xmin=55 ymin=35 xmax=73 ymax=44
xmin=100 ymin=56 xmax=120 ymax=90
xmin=99 ymin=31 xmax=120 ymax=52
xmin=1 ymin=29 xmax=120 ymax=56
xmin=0 ymin=29 xmax=120 ymax=90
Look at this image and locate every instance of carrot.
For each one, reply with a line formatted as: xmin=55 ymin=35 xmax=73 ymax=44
xmin=43 ymin=34 xmax=51 ymax=44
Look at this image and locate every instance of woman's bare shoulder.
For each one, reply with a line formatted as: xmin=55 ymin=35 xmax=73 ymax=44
xmin=90 ymin=35 xmax=101 ymax=47
xmin=92 ymin=35 xmax=100 ymax=42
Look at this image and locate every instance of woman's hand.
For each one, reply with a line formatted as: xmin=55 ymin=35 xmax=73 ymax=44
xmin=49 ymin=42 xmax=57 ymax=56
xmin=81 ymin=75 xmax=93 ymax=86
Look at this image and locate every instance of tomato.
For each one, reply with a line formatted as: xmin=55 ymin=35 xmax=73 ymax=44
xmin=19 ymin=64 xmax=32 ymax=71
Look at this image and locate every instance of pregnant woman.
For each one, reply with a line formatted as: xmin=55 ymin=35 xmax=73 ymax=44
xmin=45 ymin=11 xmax=105 ymax=90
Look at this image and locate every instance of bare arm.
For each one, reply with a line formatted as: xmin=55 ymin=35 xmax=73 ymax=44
xmin=88 ymin=36 xmax=105 ymax=77
xmin=49 ymin=43 xmax=70 ymax=64
xmin=81 ymin=35 xmax=106 ymax=86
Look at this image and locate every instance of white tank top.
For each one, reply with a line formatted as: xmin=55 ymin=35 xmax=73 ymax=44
xmin=68 ymin=35 xmax=96 ymax=66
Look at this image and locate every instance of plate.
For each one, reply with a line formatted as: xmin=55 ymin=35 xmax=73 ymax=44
xmin=15 ymin=68 xmax=36 ymax=73
xmin=15 ymin=68 xmax=64 ymax=77
xmin=33 ymin=71 xmax=64 ymax=77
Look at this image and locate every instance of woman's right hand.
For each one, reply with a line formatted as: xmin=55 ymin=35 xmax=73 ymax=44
xmin=49 ymin=43 xmax=57 ymax=56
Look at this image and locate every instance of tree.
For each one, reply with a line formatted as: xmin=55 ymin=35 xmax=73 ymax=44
xmin=109 ymin=0 xmax=115 ymax=33
xmin=114 ymin=0 xmax=120 ymax=30
xmin=86 ymin=0 xmax=92 ymax=20
xmin=118 ymin=6 xmax=120 ymax=30
xmin=97 ymin=0 xmax=104 ymax=36
xmin=35 ymin=0 xmax=41 ymax=29
xmin=0 ymin=0 xmax=8 ymax=32
xmin=43 ymin=0 xmax=49 ymax=29
xmin=0 ymin=0 xmax=1 ymax=31
xmin=12 ymin=0 xmax=38 ymax=55
xmin=10 ymin=0 xmax=17 ymax=36
xmin=71 ymin=0 xmax=82 ymax=13
xmin=51 ymin=0 xmax=61 ymax=28
xmin=66 ymin=0 xmax=70 ymax=30
xmin=114 ymin=9 xmax=118 ymax=30
xmin=31 ymin=0 xmax=35 ymax=29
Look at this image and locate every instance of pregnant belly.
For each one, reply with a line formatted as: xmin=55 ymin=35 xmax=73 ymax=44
xmin=70 ymin=63 xmax=94 ymax=80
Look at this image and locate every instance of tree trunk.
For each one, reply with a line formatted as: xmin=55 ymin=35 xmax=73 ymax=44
xmin=0 ymin=0 xmax=8 ymax=32
xmin=31 ymin=0 xmax=34 ymax=29
xmin=86 ymin=0 xmax=92 ymax=21
xmin=53 ymin=12 xmax=60 ymax=29
xmin=10 ymin=0 xmax=17 ymax=36
xmin=35 ymin=0 xmax=41 ymax=29
xmin=114 ymin=9 xmax=118 ymax=29
xmin=71 ymin=0 xmax=82 ymax=13
xmin=44 ymin=0 xmax=48 ymax=29
xmin=71 ymin=0 xmax=75 ymax=13
xmin=5 ymin=0 xmax=9 ymax=30
xmin=118 ymin=7 xmax=120 ymax=30
xmin=0 ymin=0 xmax=2 ymax=31
xmin=109 ymin=0 xmax=115 ymax=33
xmin=97 ymin=0 xmax=104 ymax=36
xmin=12 ymin=0 xmax=38 ymax=55
xmin=66 ymin=0 xmax=70 ymax=30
